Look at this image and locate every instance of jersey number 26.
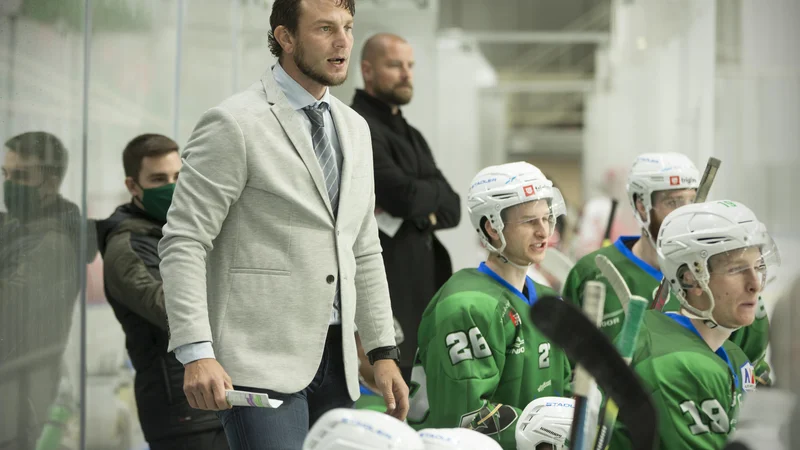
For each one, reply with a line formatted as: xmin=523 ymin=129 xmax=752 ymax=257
xmin=446 ymin=328 xmax=492 ymax=365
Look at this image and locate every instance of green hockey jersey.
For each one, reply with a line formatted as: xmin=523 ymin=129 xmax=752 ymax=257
xmin=610 ymin=311 xmax=755 ymax=450
xmin=407 ymin=263 xmax=572 ymax=450
xmin=562 ymin=236 xmax=771 ymax=377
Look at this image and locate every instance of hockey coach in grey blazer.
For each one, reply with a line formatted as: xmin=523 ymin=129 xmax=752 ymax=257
xmin=158 ymin=0 xmax=406 ymax=448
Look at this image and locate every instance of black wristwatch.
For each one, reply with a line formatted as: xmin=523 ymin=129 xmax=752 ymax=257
xmin=367 ymin=346 xmax=400 ymax=365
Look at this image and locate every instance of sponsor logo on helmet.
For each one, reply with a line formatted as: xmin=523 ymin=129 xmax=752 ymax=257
xmin=669 ymin=176 xmax=680 ymax=186
xmin=471 ymin=177 xmax=497 ymax=189
xmin=541 ymin=427 xmax=564 ymax=439
xmin=339 ymin=418 xmax=393 ymax=440
xmin=544 ymin=401 xmax=574 ymax=408
xmin=418 ymin=432 xmax=456 ymax=443
xmin=524 ymin=185 xmax=536 ymax=196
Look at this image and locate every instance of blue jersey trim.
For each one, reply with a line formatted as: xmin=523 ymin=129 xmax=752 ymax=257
xmin=614 ymin=236 xmax=664 ymax=281
xmin=665 ymin=312 xmax=739 ymax=389
xmin=478 ymin=262 xmax=538 ymax=306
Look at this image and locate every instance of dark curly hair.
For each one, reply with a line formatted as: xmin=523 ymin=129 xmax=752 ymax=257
xmin=267 ymin=0 xmax=356 ymax=58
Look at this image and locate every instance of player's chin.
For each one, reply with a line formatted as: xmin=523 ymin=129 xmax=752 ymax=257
xmin=733 ymin=305 xmax=757 ymax=327
xmin=527 ymin=249 xmax=547 ymax=265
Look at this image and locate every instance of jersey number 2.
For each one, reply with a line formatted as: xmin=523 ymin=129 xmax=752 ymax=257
xmin=680 ymin=399 xmax=730 ymax=434
xmin=538 ymin=343 xmax=550 ymax=368
xmin=446 ymin=328 xmax=492 ymax=365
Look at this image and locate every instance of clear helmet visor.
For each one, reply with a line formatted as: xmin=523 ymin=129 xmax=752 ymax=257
xmin=707 ymin=235 xmax=782 ymax=292
xmin=503 ymin=187 xmax=567 ymax=236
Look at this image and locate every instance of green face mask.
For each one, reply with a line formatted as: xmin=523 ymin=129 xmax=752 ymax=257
xmin=139 ymin=183 xmax=175 ymax=222
xmin=3 ymin=180 xmax=42 ymax=219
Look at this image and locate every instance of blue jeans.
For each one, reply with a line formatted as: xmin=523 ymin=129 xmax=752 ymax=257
xmin=216 ymin=326 xmax=354 ymax=450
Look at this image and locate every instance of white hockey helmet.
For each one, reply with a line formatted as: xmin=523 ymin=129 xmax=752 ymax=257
xmin=418 ymin=428 xmax=503 ymax=450
xmin=626 ymin=153 xmax=700 ymax=243
xmin=515 ymin=397 xmax=574 ymax=450
xmin=303 ymin=409 xmax=425 ymax=450
xmin=468 ymin=162 xmax=566 ymax=255
xmin=657 ymin=200 xmax=781 ymax=329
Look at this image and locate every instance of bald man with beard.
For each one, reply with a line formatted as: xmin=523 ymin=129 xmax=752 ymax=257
xmin=350 ymin=33 xmax=461 ymax=383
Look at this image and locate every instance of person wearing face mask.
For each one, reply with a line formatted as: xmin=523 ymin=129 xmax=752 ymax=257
xmin=350 ymin=33 xmax=461 ymax=385
xmin=406 ymin=162 xmax=572 ymax=450
xmin=96 ymin=134 xmax=229 ymax=450
xmin=0 ymin=131 xmax=98 ymax=449
xmin=609 ymin=200 xmax=781 ymax=450
xmin=562 ymin=153 xmax=772 ymax=384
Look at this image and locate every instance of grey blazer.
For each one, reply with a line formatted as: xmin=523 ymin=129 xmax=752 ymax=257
xmin=159 ymin=70 xmax=396 ymax=400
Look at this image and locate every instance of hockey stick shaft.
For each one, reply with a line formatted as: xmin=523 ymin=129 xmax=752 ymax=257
xmin=651 ymin=157 xmax=721 ymax=310
xmin=569 ymin=281 xmax=606 ymax=450
xmin=601 ymin=199 xmax=618 ymax=248
xmin=592 ymin=298 xmax=649 ymax=450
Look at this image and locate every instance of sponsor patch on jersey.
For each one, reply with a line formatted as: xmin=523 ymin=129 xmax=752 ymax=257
xmin=740 ymin=362 xmax=756 ymax=392
xmin=523 ymin=184 xmax=536 ymax=196
xmin=669 ymin=175 xmax=680 ymax=186
xmin=509 ymin=309 xmax=521 ymax=326
xmin=537 ymin=379 xmax=552 ymax=393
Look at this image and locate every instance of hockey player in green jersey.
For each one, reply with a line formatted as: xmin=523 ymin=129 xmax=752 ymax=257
xmin=406 ymin=162 xmax=573 ymax=450
xmin=562 ymin=152 xmax=772 ymax=382
xmin=610 ymin=199 xmax=781 ymax=450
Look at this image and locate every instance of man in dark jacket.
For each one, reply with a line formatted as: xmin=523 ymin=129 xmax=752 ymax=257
xmin=96 ymin=134 xmax=228 ymax=450
xmin=351 ymin=33 xmax=461 ymax=383
xmin=1 ymin=131 xmax=98 ymax=449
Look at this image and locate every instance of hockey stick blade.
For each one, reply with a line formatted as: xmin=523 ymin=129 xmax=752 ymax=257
xmin=540 ymin=247 xmax=575 ymax=288
xmin=531 ymin=297 xmax=658 ymax=450
xmin=651 ymin=156 xmax=722 ymax=310
xmin=595 ymin=254 xmax=633 ymax=313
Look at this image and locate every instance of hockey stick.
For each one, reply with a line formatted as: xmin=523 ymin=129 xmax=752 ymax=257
xmin=601 ymin=199 xmax=618 ymax=248
xmin=530 ymin=297 xmax=658 ymax=450
xmin=568 ymin=281 xmax=606 ymax=450
xmin=539 ymin=247 xmax=575 ymax=288
xmin=591 ymin=255 xmax=650 ymax=450
xmin=650 ymin=156 xmax=722 ymax=310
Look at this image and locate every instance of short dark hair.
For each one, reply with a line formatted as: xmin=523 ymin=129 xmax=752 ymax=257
xmin=122 ymin=134 xmax=179 ymax=181
xmin=267 ymin=0 xmax=356 ymax=59
xmin=4 ymin=131 xmax=69 ymax=183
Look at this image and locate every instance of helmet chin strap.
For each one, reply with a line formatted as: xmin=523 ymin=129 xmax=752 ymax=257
xmin=486 ymin=230 xmax=532 ymax=271
xmin=679 ymin=305 xmax=741 ymax=333
xmin=496 ymin=252 xmax=532 ymax=271
xmin=642 ymin=227 xmax=658 ymax=251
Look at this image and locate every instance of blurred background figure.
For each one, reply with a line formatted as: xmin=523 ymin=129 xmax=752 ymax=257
xmin=351 ymin=33 xmax=460 ymax=383
xmin=0 ymin=131 xmax=97 ymax=449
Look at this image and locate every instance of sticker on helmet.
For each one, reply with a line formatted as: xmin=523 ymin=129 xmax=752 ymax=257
xmin=523 ymin=185 xmax=536 ymax=196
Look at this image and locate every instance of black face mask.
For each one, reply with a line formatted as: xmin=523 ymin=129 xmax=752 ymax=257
xmin=3 ymin=180 xmax=43 ymax=219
